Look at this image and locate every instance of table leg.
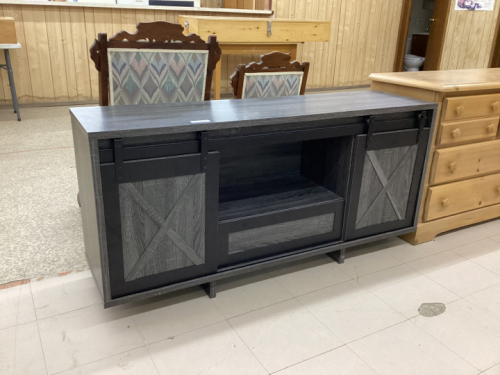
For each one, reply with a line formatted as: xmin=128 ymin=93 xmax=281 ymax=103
xmin=327 ymin=248 xmax=346 ymax=264
xmin=214 ymin=59 xmax=222 ymax=100
xmin=4 ymin=50 xmax=20 ymax=121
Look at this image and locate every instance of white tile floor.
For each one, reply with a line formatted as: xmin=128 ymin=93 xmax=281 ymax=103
xmin=1 ymin=221 xmax=500 ymax=374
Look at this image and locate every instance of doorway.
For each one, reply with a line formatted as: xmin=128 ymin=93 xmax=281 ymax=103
xmin=394 ymin=0 xmax=451 ymax=72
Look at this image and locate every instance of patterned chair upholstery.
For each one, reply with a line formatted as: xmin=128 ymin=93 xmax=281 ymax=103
xmin=78 ymin=22 xmax=221 ymax=207
xmin=90 ymin=21 xmax=221 ymax=106
xmin=109 ymin=49 xmax=209 ymax=105
xmin=230 ymin=52 xmax=309 ymax=99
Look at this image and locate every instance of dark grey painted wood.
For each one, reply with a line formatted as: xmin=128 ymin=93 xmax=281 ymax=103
xmin=103 ymin=226 xmax=417 ymax=308
xmin=72 ymin=122 xmax=104 ymax=298
xmin=219 ymin=175 xmax=340 ymax=222
xmin=202 ymin=281 xmax=216 ymax=298
xmin=70 ymin=91 xmax=437 ymax=140
xmin=72 ymin=91 xmax=437 ymax=307
xmin=228 ymin=213 xmax=335 ymax=254
xmin=300 ymin=136 xmax=355 ymax=199
xmin=355 ymin=145 xmax=418 ymax=229
xmin=219 ymin=142 xmax=302 ymax=188
xmin=119 ymin=174 xmax=206 ymax=282
xmin=327 ymin=248 xmax=346 ymax=264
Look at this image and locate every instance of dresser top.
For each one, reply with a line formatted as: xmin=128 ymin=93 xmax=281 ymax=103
xmin=70 ymin=91 xmax=436 ymax=140
xmin=370 ymin=68 xmax=500 ymax=93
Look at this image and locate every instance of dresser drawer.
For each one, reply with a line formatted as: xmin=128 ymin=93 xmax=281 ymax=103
xmin=443 ymin=94 xmax=500 ymax=121
xmin=437 ymin=117 xmax=499 ymax=146
xmin=425 ymin=173 xmax=500 ymax=221
xmin=430 ymin=139 xmax=500 ymax=184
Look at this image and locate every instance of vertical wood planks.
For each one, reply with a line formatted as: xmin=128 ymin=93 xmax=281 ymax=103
xmin=1 ymin=5 xmax=33 ymax=104
xmin=22 ymin=5 xmax=55 ymax=103
xmin=440 ymin=1 xmax=500 ymax=70
xmin=83 ymin=8 xmax=99 ymax=101
xmin=45 ymin=7 xmax=69 ymax=102
xmin=0 ymin=5 xmax=7 ymax=105
xmin=0 ymin=1 xmax=413 ymax=103
xmin=70 ymin=7 xmax=92 ymax=101
xmin=60 ymin=7 xmax=79 ymax=101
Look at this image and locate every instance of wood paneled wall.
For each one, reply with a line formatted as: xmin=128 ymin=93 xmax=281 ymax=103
xmin=0 ymin=0 xmax=405 ymax=105
xmin=270 ymin=0 xmax=403 ymax=89
xmin=0 ymin=4 xmax=266 ymax=105
xmin=440 ymin=1 xmax=500 ymax=70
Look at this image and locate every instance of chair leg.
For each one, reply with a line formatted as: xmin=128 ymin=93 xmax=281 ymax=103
xmin=327 ymin=248 xmax=346 ymax=264
xmin=202 ymin=281 xmax=216 ymax=299
xmin=4 ymin=50 xmax=20 ymax=121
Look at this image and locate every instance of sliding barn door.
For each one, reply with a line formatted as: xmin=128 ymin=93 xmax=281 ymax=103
xmin=101 ymin=149 xmax=219 ymax=299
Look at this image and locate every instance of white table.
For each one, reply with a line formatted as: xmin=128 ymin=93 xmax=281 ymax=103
xmin=0 ymin=43 xmax=21 ymax=121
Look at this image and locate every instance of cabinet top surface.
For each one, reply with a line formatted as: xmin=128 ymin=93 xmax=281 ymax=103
xmin=370 ymin=68 xmax=500 ymax=93
xmin=70 ymin=91 xmax=436 ymax=140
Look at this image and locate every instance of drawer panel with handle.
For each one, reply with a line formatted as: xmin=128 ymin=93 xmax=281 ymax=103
xmin=425 ymin=173 xmax=500 ymax=221
xmin=430 ymin=139 xmax=500 ymax=185
xmin=443 ymin=94 xmax=500 ymax=121
xmin=437 ymin=117 xmax=499 ymax=147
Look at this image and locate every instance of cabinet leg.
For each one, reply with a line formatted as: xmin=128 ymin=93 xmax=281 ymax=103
xmin=327 ymin=248 xmax=346 ymax=264
xmin=202 ymin=281 xmax=216 ymax=299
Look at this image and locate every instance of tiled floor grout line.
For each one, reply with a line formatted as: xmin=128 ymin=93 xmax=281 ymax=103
xmin=292 ymin=293 xmax=383 ymax=375
xmin=28 ymin=282 xmax=51 ymax=375
xmin=48 ymin=346 xmax=148 ymax=375
xmin=402 ymin=289 xmax=500 ymax=374
xmin=267 ymin=345 xmax=348 ymax=375
xmin=405 ymin=317 xmax=483 ymax=374
xmin=35 ymin=320 xmax=50 ymax=375
xmin=225 ymin=318 xmax=271 ymax=374
xmin=480 ymin=360 xmax=500 ymax=374
xmin=143 ymin=342 xmax=162 ymax=375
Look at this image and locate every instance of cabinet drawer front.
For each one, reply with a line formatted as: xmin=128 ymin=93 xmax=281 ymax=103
xmin=430 ymin=139 xmax=500 ymax=185
xmin=437 ymin=117 xmax=499 ymax=146
xmin=218 ymin=200 xmax=344 ymax=268
xmin=425 ymin=173 xmax=500 ymax=221
xmin=444 ymin=94 xmax=500 ymax=121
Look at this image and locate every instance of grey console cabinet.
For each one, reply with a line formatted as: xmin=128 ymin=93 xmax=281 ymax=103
xmin=71 ymin=91 xmax=437 ymax=308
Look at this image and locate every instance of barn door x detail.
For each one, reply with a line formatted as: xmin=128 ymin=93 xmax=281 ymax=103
xmin=118 ymin=173 xmax=206 ymax=282
xmin=356 ymin=145 xmax=418 ymax=229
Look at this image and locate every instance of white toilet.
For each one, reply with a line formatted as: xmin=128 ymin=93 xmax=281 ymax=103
xmin=404 ymin=54 xmax=425 ymax=71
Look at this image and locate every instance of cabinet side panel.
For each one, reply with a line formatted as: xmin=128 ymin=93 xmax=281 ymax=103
xmin=72 ymin=120 xmax=105 ymax=300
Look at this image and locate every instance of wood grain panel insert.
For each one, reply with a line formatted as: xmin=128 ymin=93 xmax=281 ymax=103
xmin=119 ymin=173 xmax=205 ymax=282
xmin=356 ymin=145 xmax=418 ymax=229
xmin=430 ymin=139 xmax=500 ymax=185
xmin=228 ymin=213 xmax=335 ymax=254
xmin=425 ymin=173 xmax=500 ymax=221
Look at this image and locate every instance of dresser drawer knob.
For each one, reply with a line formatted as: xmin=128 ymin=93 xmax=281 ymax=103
xmin=497 ymin=186 xmax=500 ymax=194
xmin=456 ymin=105 xmax=464 ymax=115
xmin=452 ymin=128 xmax=461 ymax=138
xmin=442 ymin=198 xmax=450 ymax=207
xmin=487 ymin=124 xmax=496 ymax=133
xmin=449 ymin=162 xmax=457 ymax=172
xmin=493 ymin=102 xmax=500 ymax=111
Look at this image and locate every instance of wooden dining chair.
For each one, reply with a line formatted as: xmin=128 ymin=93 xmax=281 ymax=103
xmin=89 ymin=21 xmax=221 ymax=106
xmin=230 ymin=51 xmax=309 ymax=99
xmin=78 ymin=22 xmax=221 ymax=207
